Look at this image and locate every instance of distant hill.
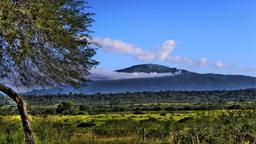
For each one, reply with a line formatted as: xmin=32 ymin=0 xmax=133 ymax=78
xmin=116 ymin=64 xmax=185 ymax=73
xmin=26 ymin=64 xmax=256 ymax=95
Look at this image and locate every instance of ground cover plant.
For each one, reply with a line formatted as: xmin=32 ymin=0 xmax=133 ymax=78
xmin=0 ymin=110 xmax=255 ymax=144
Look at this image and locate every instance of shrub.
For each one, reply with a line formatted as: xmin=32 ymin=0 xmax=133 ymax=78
xmin=79 ymin=105 xmax=90 ymax=111
xmin=77 ymin=121 xmax=96 ymax=128
xmin=56 ymin=101 xmax=74 ymax=114
xmin=160 ymin=112 xmax=167 ymax=116
xmin=94 ymin=119 xmax=137 ymax=136
xmin=178 ymin=117 xmax=193 ymax=123
xmin=133 ymin=110 xmax=144 ymax=115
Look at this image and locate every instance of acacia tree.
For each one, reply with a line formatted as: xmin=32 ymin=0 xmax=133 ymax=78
xmin=0 ymin=0 xmax=98 ymax=143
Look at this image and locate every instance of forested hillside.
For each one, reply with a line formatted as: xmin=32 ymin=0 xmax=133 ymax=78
xmin=22 ymin=89 xmax=256 ymax=106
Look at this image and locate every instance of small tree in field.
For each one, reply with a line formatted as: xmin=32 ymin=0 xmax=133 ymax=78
xmin=0 ymin=0 xmax=98 ymax=143
xmin=56 ymin=101 xmax=74 ymax=114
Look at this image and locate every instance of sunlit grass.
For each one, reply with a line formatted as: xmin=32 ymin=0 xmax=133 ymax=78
xmin=0 ymin=110 xmax=256 ymax=143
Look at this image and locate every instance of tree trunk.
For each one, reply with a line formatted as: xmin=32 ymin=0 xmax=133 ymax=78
xmin=0 ymin=83 xmax=35 ymax=144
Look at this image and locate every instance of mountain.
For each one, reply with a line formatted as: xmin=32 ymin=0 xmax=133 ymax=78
xmin=26 ymin=64 xmax=256 ymax=95
xmin=116 ymin=64 xmax=186 ymax=73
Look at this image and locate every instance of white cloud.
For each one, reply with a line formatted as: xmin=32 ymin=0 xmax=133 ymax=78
xmin=215 ymin=61 xmax=226 ymax=68
xmin=93 ymin=37 xmax=176 ymax=61
xmin=93 ymin=38 xmax=142 ymax=55
xmin=93 ymin=37 xmax=234 ymax=70
xmin=199 ymin=58 xmax=209 ymax=66
xmin=89 ymin=68 xmax=182 ymax=80
xmin=158 ymin=40 xmax=176 ymax=61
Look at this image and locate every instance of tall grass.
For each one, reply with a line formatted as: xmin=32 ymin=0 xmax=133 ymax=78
xmin=0 ymin=110 xmax=255 ymax=144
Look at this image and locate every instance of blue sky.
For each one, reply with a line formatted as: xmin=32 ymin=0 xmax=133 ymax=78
xmin=87 ymin=0 xmax=255 ymax=76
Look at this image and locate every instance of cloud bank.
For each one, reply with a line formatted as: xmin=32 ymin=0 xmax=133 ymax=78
xmin=93 ymin=37 xmax=176 ymax=61
xmin=89 ymin=69 xmax=181 ymax=81
xmin=93 ymin=37 xmax=228 ymax=69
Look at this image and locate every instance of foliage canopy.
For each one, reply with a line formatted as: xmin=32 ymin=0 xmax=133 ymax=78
xmin=0 ymin=0 xmax=98 ymax=87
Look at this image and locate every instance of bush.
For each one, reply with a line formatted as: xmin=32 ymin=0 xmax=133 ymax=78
xmin=178 ymin=117 xmax=193 ymax=123
xmin=56 ymin=101 xmax=74 ymax=114
xmin=94 ymin=119 xmax=137 ymax=136
xmin=160 ymin=112 xmax=166 ymax=116
xmin=79 ymin=105 xmax=90 ymax=111
xmin=133 ymin=110 xmax=144 ymax=115
xmin=77 ymin=121 xmax=96 ymax=128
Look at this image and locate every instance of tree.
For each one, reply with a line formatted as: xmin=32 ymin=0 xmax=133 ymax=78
xmin=56 ymin=101 xmax=74 ymax=114
xmin=0 ymin=0 xmax=98 ymax=143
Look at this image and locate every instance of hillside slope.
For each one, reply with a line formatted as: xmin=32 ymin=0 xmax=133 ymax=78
xmin=27 ymin=64 xmax=256 ymax=95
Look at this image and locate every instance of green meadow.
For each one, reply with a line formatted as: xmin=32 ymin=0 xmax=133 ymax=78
xmin=1 ymin=89 xmax=256 ymax=143
xmin=1 ymin=110 xmax=256 ymax=144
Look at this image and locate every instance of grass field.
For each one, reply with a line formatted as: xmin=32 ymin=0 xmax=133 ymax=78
xmin=1 ymin=110 xmax=256 ymax=144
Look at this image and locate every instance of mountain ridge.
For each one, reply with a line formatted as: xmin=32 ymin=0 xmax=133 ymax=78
xmin=25 ymin=64 xmax=256 ymax=95
xmin=116 ymin=64 xmax=186 ymax=73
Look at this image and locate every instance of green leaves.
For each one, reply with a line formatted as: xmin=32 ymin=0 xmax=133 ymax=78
xmin=0 ymin=0 xmax=98 ymax=87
